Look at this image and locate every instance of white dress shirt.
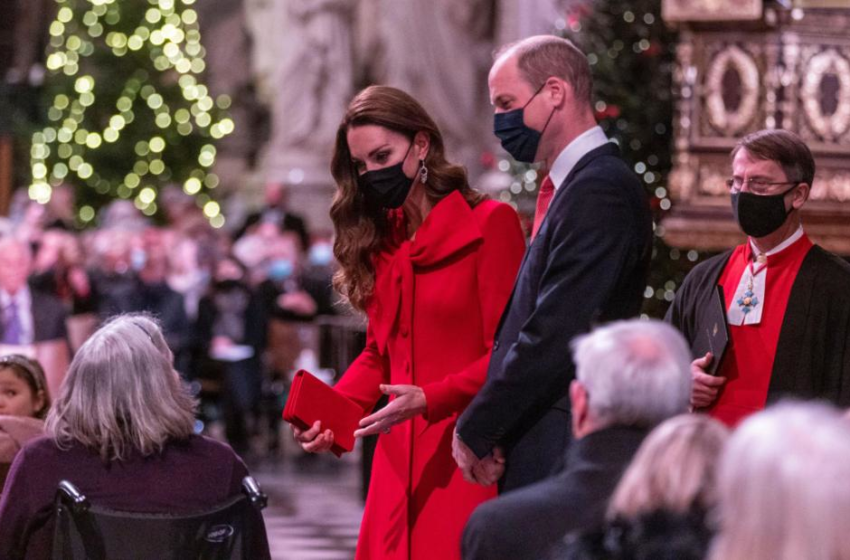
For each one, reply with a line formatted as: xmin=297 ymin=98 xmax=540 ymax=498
xmin=547 ymin=125 xmax=611 ymax=192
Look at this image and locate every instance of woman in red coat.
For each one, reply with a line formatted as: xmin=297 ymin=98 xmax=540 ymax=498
xmin=293 ymin=85 xmax=525 ymax=559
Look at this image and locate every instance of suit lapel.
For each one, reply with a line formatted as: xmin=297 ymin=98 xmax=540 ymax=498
xmin=492 ymin=143 xmax=621 ymax=342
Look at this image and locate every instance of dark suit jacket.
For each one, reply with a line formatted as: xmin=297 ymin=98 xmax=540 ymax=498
xmin=457 ymin=142 xmax=652 ymax=491
xmin=461 ymin=425 xmax=647 ymax=560
xmin=0 ymin=286 xmax=67 ymax=343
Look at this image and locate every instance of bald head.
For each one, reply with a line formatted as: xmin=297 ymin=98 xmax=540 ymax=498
xmin=493 ymin=35 xmax=593 ymax=109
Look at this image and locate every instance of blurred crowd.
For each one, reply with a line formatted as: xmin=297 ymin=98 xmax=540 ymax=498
xmin=0 ymin=180 xmax=340 ymax=457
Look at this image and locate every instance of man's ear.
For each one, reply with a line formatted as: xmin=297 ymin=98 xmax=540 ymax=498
xmin=570 ymin=380 xmax=588 ymax=437
xmin=791 ymin=182 xmax=810 ymax=210
xmin=544 ymin=77 xmax=570 ymax=109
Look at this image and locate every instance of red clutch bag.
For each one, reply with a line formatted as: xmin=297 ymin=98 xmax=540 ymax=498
xmin=282 ymin=370 xmax=364 ymax=457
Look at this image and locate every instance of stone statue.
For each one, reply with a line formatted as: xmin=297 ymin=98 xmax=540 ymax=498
xmin=248 ymin=0 xmax=355 ymax=182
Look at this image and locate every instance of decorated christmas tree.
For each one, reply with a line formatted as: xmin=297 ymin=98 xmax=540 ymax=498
xmin=29 ymin=0 xmax=233 ymax=227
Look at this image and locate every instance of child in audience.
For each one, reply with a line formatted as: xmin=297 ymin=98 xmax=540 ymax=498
xmin=0 ymin=354 xmax=50 ymax=419
xmin=0 ymin=355 xmax=50 ymax=489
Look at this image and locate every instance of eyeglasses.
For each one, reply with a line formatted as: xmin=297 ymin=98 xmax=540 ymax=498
xmin=726 ymin=177 xmax=799 ymax=194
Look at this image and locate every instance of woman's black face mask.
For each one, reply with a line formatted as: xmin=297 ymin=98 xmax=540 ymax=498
xmin=357 ymin=141 xmax=415 ymax=209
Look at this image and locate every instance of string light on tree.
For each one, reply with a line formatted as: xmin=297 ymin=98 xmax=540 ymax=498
xmin=31 ymin=0 xmax=233 ymax=228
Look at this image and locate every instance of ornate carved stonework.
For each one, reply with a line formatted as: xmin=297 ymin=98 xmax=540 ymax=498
xmin=663 ymin=0 xmax=762 ymax=22
xmin=799 ymin=48 xmax=850 ymax=144
xmin=663 ymin=5 xmax=850 ymax=254
xmin=704 ymin=45 xmax=762 ymax=137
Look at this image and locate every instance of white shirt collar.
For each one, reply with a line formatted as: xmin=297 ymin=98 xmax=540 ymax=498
xmin=0 ymin=286 xmax=30 ymax=308
xmin=548 ymin=126 xmax=610 ymax=190
xmin=748 ymin=226 xmax=805 ymax=259
xmin=0 ymin=286 xmax=34 ymax=345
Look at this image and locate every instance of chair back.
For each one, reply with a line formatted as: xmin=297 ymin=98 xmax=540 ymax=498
xmin=51 ymin=477 xmax=268 ymax=560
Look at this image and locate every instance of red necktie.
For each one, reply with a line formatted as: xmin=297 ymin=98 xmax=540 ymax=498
xmin=531 ymin=175 xmax=555 ymax=240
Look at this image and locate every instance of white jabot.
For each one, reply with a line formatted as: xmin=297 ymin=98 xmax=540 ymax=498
xmin=727 ymin=227 xmax=805 ymax=326
xmin=548 ymin=126 xmax=610 ymax=191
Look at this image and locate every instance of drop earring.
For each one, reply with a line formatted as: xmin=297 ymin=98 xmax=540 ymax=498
xmin=418 ymin=159 xmax=428 ymax=184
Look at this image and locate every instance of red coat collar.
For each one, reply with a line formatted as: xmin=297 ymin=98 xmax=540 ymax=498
xmin=370 ymin=190 xmax=483 ymax=351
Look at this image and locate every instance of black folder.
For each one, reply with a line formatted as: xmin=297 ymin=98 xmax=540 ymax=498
xmin=691 ymin=285 xmax=730 ymax=376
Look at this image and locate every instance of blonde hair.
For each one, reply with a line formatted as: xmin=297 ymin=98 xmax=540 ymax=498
xmin=709 ymin=402 xmax=850 ymax=560
xmin=45 ymin=314 xmax=196 ymax=461
xmin=608 ymin=414 xmax=729 ymax=519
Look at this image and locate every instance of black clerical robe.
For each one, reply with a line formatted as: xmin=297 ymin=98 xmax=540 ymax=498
xmin=666 ymin=245 xmax=850 ymax=408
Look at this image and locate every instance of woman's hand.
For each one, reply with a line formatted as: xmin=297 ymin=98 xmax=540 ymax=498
xmin=292 ymin=420 xmax=335 ymax=453
xmin=354 ymin=384 xmax=427 ymax=438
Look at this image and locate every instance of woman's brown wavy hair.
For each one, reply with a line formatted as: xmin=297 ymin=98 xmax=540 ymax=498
xmin=330 ymin=85 xmax=485 ymax=312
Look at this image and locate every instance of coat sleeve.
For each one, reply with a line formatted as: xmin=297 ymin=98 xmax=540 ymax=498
xmin=458 ymin=178 xmax=645 ymax=458
xmin=420 ymin=204 xmax=525 ymax=423
xmin=333 ymin=319 xmax=391 ymax=416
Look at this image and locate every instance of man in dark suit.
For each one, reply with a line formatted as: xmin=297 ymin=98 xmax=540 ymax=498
xmin=235 ymin=181 xmax=310 ymax=251
xmin=461 ymin=320 xmax=692 ymax=560
xmin=453 ymin=36 xmax=652 ymax=491
xmin=0 ymin=237 xmax=69 ymax=397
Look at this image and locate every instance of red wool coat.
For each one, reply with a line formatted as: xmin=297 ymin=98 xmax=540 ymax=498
xmin=334 ymin=191 xmax=525 ymax=560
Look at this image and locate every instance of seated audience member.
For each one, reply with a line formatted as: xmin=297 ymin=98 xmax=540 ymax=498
xmin=256 ymin=231 xmax=333 ymax=322
xmin=0 ymin=315 xmax=270 ymax=560
xmin=196 ymin=257 xmax=265 ymax=455
xmin=461 ymin=319 xmax=692 ymax=560
xmin=136 ymin=228 xmax=190 ymax=359
xmin=235 ymin=181 xmax=310 ymax=252
xmin=0 ymin=355 xmax=50 ymax=488
xmin=0 ymin=237 xmax=70 ymax=396
xmin=708 ymin=402 xmax=850 ymax=560
xmin=555 ymin=414 xmax=729 ymax=560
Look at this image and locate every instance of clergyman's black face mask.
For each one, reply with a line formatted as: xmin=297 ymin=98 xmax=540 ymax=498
xmin=731 ymin=183 xmax=799 ymax=238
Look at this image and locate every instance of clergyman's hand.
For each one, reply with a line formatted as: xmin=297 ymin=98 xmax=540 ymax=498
xmin=691 ymin=352 xmax=726 ymax=409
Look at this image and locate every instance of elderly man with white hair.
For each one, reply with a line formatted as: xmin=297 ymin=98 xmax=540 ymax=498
xmin=461 ymin=319 xmax=692 ymax=560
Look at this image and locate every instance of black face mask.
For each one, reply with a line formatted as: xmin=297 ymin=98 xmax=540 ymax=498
xmin=358 ymin=142 xmax=415 ymax=209
xmin=215 ymin=279 xmax=245 ymax=291
xmin=731 ymin=184 xmax=798 ymax=238
xmin=493 ymin=83 xmax=555 ymax=163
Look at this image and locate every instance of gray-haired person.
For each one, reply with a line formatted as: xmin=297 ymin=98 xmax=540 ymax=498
xmin=462 ymin=319 xmax=692 ymax=560
xmin=710 ymin=402 xmax=850 ymax=560
xmin=0 ymin=314 xmax=270 ymax=559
